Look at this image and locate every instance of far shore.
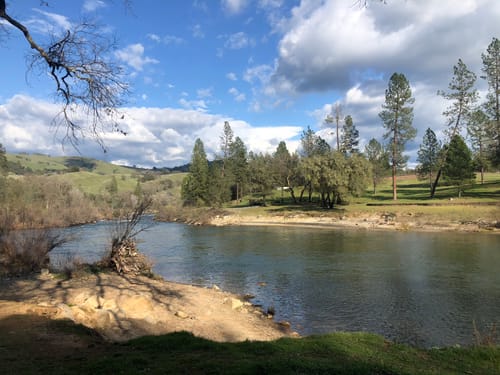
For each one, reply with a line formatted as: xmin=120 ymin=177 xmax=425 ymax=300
xmin=207 ymin=210 xmax=500 ymax=234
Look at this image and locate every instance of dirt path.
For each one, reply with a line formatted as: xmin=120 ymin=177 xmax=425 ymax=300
xmin=0 ymin=272 xmax=295 ymax=343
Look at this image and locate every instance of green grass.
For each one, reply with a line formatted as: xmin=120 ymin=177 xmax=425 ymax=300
xmin=1 ymin=320 xmax=499 ymax=375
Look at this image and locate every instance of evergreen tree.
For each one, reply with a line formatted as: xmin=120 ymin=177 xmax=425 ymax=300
xmin=416 ymin=128 xmax=441 ymax=193
xmin=364 ymin=138 xmax=389 ymax=194
xmin=181 ymin=138 xmax=209 ymax=206
xmin=468 ymin=109 xmax=490 ymax=183
xmin=432 ymin=59 xmax=478 ymax=197
xmin=379 ymin=72 xmax=416 ymax=200
xmin=340 ymin=115 xmax=359 ymax=155
xmin=443 ymin=135 xmax=475 ymax=198
xmin=324 ymin=103 xmax=342 ymax=151
xmin=228 ymin=136 xmax=248 ymax=201
xmin=481 ymin=37 xmax=500 ymax=166
xmin=248 ymin=152 xmax=274 ymax=205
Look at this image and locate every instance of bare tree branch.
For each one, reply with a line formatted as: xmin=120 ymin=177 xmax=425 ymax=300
xmin=1 ymin=1 xmax=129 ymax=150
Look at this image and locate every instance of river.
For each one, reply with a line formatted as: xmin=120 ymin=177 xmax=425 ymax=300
xmin=52 ymin=219 xmax=500 ymax=348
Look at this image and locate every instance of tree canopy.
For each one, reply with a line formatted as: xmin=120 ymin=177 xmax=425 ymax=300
xmin=379 ymin=72 xmax=416 ymax=200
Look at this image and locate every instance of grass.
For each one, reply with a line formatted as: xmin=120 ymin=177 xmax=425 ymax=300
xmin=0 ymin=318 xmax=499 ymax=375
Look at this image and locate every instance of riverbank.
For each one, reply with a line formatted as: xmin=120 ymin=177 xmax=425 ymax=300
xmin=208 ymin=206 xmax=500 ymax=233
xmin=0 ymin=271 xmax=295 ymax=343
xmin=0 ymin=271 xmax=499 ymax=374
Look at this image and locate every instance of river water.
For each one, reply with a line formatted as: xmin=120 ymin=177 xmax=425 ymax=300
xmin=52 ymin=219 xmax=500 ymax=348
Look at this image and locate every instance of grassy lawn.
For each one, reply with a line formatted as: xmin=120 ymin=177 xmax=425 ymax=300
xmin=1 ymin=316 xmax=499 ymax=375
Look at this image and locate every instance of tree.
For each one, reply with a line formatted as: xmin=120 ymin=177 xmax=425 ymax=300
xmin=431 ymin=59 xmax=478 ymax=197
xmin=219 ymin=121 xmax=234 ymax=177
xmin=416 ymin=128 xmax=441 ymax=193
xmin=442 ymin=135 xmax=475 ymax=198
xmin=181 ymin=139 xmax=209 ymax=206
xmin=364 ymin=138 xmax=390 ymax=194
xmin=340 ymin=115 xmax=359 ymax=155
xmin=324 ymin=103 xmax=342 ymax=151
xmin=1 ymin=1 xmax=128 ymax=147
xmin=299 ymin=127 xmax=331 ymax=202
xmin=379 ymin=72 xmax=416 ymax=200
xmin=481 ymin=37 xmax=500 ymax=166
xmin=228 ymin=136 xmax=248 ymax=201
xmin=467 ymin=109 xmax=490 ymax=183
xmin=248 ymin=152 xmax=274 ymax=205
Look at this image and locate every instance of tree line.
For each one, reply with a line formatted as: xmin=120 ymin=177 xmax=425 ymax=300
xmin=183 ymin=37 xmax=499 ymax=204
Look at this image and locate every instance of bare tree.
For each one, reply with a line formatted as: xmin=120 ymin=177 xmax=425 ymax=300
xmin=0 ymin=1 xmax=128 ymax=148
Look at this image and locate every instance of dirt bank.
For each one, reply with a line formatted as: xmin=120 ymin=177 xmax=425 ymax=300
xmin=0 ymin=272 xmax=295 ymax=343
xmin=209 ymin=211 xmax=500 ymax=233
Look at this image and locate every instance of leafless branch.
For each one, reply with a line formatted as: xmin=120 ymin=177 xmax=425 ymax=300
xmin=1 ymin=1 xmax=129 ymax=150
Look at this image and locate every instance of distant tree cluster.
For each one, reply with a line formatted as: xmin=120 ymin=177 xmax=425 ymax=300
xmin=182 ymin=122 xmax=373 ymax=208
xmin=415 ymin=37 xmax=500 ymax=197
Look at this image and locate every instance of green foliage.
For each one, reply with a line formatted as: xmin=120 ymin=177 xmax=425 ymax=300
xmin=379 ymin=72 xmax=416 ymax=200
xmin=443 ymin=135 xmax=476 ymax=197
xmin=181 ymin=138 xmax=209 ymax=206
xmin=364 ymin=138 xmax=390 ymax=194
xmin=481 ymin=37 xmax=500 ymax=166
xmin=439 ymin=58 xmax=478 ymax=137
xmin=417 ymin=128 xmax=442 ymax=191
xmin=248 ymin=152 xmax=274 ymax=204
xmin=340 ymin=115 xmax=359 ymax=155
xmin=106 ymin=175 xmax=119 ymax=195
xmin=2 ymin=328 xmax=500 ymax=375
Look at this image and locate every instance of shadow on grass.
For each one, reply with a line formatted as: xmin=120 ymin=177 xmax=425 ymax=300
xmin=1 ymin=319 xmax=499 ymax=375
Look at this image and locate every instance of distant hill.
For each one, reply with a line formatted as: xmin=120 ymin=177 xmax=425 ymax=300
xmin=5 ymin=153 xmax=189 ymax=175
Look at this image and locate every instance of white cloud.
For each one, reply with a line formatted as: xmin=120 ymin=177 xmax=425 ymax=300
xmin=147 ymin=33 xmax=184 ymax=45
xmin=27 ymin=9 xmax=72 ymax=34
xmin=0 ymin=95 xmax=303 ymax=168
xmin=192 ymin=24 xmax=205 ymax=38
xmin=83 ymin=0 xmax=107 ymax=12
xmin=226 ymin=72 xmax=238 ymax=81
xmin=224 ymin=32 xmax=255 ymax=49
xmin=115 ymin=44 xmax=159 ymax=71
xmin=197 ymin=88 xmax=213 ymax=99
xmin=228 ymin=87 xmax=246 ymax=102
xmin=267 ymin=0 xmax=498 ymax=94
xmin=221 ymin=0 xmax=249 ymax=15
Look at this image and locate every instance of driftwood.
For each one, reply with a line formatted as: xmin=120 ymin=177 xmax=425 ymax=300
xmin=108 ymin=238 xmax=153 ymax=276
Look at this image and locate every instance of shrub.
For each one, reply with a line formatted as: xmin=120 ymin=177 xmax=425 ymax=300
xmin=0 ymin=228 xmax=66 ymax=277
xmin=99 ymin=196 xmax=154 ymax=277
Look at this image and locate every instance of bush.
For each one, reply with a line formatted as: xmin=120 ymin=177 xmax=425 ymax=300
xmin=0 ymin=228 xmax=66 ymax=277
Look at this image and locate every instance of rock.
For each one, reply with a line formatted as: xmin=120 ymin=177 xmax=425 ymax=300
xmin=212 ymin=284 xmax=221 ymax=291
xmin=175 ymin=310 xmax=189 ymax=319
xmin=225 ymin=297 xmax=244 ymax=310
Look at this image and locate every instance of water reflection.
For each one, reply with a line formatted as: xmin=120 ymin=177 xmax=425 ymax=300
xmin=53 ymin=221 xmax=500 ymax=347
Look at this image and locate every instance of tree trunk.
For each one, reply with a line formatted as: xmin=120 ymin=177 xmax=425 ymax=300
xmin=430 ymin=168 xmax=442 ymax=198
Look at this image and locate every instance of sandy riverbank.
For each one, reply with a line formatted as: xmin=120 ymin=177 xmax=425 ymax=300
xmin=0 ymin=272 xmax=295 ymax=343
xmin=209 ymin=211 xmax=500 ymax=233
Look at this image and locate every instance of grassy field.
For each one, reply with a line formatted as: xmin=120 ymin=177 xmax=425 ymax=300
xmin=1 ymin=315 xmax=499 ymax=375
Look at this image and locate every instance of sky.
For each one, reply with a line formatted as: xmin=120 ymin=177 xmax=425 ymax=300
xmin=1 ymin=0 xmax=499 ymax=168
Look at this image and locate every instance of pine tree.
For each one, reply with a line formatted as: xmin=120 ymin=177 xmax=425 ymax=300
xmin=416 ymin=128 xmax=441 ymax=193
xmin=443 ymin=135 xmax=475 ymax=198
xmin=468 ymin=109 xmax=490 ymax=183
xmin=340 ymin=115 xmax=359 ymax=155
xmin=481 ymin=37 xmax=500 ymax=166
xmin=181 ymin=138 xmax=209 ymax=206
xmin=432 ymin=59 xmax=478 ymax=197
xmin=379 ymin=72 xmax=416 ymax=200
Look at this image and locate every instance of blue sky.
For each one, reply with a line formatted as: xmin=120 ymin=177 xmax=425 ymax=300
xmin=1 ymin=0 xmax=499 ymax=167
